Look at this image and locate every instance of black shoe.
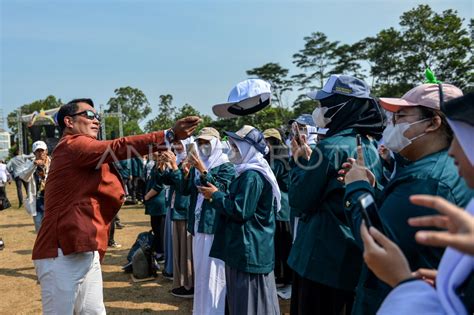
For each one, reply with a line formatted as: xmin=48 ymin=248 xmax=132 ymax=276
xmin=115 ymin=221 xmax=125 ymax=229
xmin=171 ymin=286 xmax=194 ymax=298
xmin=162 ymin=270 xmax=173 ymax=280
xmin=0 ymin=238 xmax=4 ymax=250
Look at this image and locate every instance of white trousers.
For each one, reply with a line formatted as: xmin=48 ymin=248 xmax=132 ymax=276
xmin=34 ymin=249 xmax=106 ymax=315
xmin=192 ymin=232 xmax=226 ymax=315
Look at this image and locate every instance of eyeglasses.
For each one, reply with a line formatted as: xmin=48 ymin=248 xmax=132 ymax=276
xmin=392 ymin=113 xmax=426 ymax=125
xmin=70 ymin=110 xmax=101 ymax=122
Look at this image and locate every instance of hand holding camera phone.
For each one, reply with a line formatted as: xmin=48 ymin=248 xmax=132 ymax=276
xmin=358 ymin=193 xmax=385 ymax=233
xmin=291 ymin=122 xmax=302 ymax=146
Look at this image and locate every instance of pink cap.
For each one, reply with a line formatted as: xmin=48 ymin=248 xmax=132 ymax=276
xmin=379 ymin=83 xmax=463 ymax=112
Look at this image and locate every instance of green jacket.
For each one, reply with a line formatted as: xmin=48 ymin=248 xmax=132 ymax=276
xmin=167 ymin=162 xmax=235 ymax=235
xmin=344 ymin=149 xmax=474 ymax=315
xmin=270 ymin=158 xmax=290 ymax=222
xmin=131 ymin=157 xmax=145 ymax=178
xmin=210 ymin=170 xmax=276 ymax=274
xmin=144 ymin=168 xmax=167 ymax=216
xmin=287 ymin=129 xmax=383 ymax=291
xmin=161 ymin=166 xmax=191 ymax=221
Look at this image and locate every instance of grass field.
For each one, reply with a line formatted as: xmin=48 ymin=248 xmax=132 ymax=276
xmin=0 ymin=184 xmax=290 ymax=314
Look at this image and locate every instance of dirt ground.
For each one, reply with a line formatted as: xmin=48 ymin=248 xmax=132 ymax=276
xmin=0 ymin=184 xmax=290 ymax=314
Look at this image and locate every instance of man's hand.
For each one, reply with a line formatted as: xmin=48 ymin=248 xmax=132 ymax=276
xmin=172 ymin=116 xmax=201 ymax=140
xmin=197 ymin=183 xmax=218 ymax=200
xmin=408 ymin=195 xmax=474 ymax=255
xmin=360 ymin=222 xmax=412 ymax=288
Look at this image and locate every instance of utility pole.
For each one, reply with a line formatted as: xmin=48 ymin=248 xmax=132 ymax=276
xmin=16 ymin=109 xmax=23 ymax=154
xmin=100 ymin=104 xmax=106 ymax=140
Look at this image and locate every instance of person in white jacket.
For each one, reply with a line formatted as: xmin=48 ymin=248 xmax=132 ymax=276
xmin=18 ymin=141 xmax=51 ymax=232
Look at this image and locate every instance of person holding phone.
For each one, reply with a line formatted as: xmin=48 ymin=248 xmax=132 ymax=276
xmin=288 ymin=75 xmax=386 ymax=315
xmin=166 ymin=127 xmax=235 ymax=315
xmin=361 ymin=92 xmax=474 ymax=314
xmin=198 ymin=125 xmax=281 ymax=315
xmin=341 ymin=83 xmax=473 ymax=314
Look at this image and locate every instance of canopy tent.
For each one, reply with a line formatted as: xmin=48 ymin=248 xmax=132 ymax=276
xmin=18 ymin=107 xmax=60 ymax=154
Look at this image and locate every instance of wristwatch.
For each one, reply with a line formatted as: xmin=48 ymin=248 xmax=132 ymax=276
xmin=166 ymin=128 xmax=175 ymax=143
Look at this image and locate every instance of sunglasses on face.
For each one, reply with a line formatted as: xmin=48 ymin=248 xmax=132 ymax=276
xmin=70 ymin=110 xmax=102 ymax=122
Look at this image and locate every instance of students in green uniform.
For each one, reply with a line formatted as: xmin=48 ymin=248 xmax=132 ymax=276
xmin=341 ymin=82 xmax=473 ymax=314
xmin=144 ymin=152 xmax=167 ymax=259
xmin=160 ymin=139 xmax=194 ymax=298
xmin=167 ymin=127 xmax=235 ymax=315
xmin=288 ymin=75 xmax=386 ymax=315
xmin=199 ymin=125 xmax=281 ymax=315
xmin=263 ymin=128 xmax=292 ymax=288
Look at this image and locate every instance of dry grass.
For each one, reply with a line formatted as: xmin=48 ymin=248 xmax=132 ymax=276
xmin=0 ymin=184 xmax=290 ymax=314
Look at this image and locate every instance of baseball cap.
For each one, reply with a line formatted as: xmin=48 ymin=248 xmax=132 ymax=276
xmin=307 ymin=74 xmax=372 ymax=100
xmin=32 ymin=141 xmax=47 ymax=152
xmin=195 ymin=127 xmax=220 ymax=141
xmin=225 ymin=125 xmax=267 ymax=154
xmin=379 ymin=83 xmax=463 ymax=113
xmin=263 ymin=128 xmax=283 ymax=142
xmin=289 ymin=114 xmax=316 ymax=127
xmin=212 ymin=79 xmax=272 ymax=118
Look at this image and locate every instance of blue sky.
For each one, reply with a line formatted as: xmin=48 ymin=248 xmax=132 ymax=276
xmin=1 ymin=0 xmax=472 ymax=127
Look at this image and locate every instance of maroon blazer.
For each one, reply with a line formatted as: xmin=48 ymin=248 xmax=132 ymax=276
xmin=32 ymin=131 xmax=165 ymax=261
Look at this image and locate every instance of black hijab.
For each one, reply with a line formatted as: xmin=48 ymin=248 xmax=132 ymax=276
xmin=320 ymin=94 xmax=386 ymax=140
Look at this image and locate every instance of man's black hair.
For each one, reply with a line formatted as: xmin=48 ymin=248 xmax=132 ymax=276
xmin=56 ymin=98 xmax=94 ymax=134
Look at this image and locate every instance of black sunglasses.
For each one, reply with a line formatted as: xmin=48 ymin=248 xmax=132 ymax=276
xmin=70 ymin=110 xmax=101 ymax=121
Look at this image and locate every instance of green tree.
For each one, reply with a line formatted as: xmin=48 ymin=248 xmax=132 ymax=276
xmin=145 ymin=94 xmax=176 ymax=132
xmin=364 ymin=5 xmax=473 ymax=95
xmin=292 ymin=32 xmax=338 ymax=91
xmin=174 ymin=104 xmax=213 ymax=132
xmin=106 ymin=86 xmax=151 ymax=137
xmin=246 ymin=62 xmax=293 ymax=107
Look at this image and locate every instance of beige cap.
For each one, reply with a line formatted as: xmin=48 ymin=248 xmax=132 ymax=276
xmin=379 ymin=83 xmax=463 ymax=113
xmin=263 ymin=128 xmax=282 ymax=142
xmin=196 ymin=127 xmax=220 ymax=141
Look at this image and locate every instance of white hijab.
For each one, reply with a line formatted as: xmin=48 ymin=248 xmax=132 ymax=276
xmin=175 ymin=136 xmax=194 ymax=165
xmin=194 ymin=137 xmax=230 ymax=222
xmin=229 ymin=138 xmax=281 ymax=212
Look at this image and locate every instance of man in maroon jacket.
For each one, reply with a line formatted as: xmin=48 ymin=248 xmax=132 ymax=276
xmin=32 ymin=98 xmax=200 ymax=314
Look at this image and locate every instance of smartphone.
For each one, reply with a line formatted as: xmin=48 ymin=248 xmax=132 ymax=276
xmin=185 ymin=143 xmax=197 ymax=157
xmin=292 ymin=122 xmax=302 ymax=145
xmin=356 ymin=134 xmax=362 ymax=147
xmin=358 ymin=193 xmax=385 ymax=233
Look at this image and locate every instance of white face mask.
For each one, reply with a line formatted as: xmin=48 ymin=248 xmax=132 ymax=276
xmin=312 ymin=101 xmax=349 ymax=128
xmin=198 ymin=143 xmax=212 ymax=159
xmin=382 ymin=118 xmax=430 ymax=153
xmin=228 ymin=145 xmax=243 ymax=164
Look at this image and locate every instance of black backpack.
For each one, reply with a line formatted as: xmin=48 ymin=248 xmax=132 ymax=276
xmin=122 ymin=230 xmax=158 ymax=278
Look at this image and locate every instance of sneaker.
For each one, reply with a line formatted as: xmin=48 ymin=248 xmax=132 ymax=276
xmin=0 ymin=238 xmax=4 ymax=250
xmin=108 ymin=241 xmax=122 ymax=248
xmin=162 ymin=270 xmax=173 ymax=280
xmin=171 ymin=286 xmax=194 ymax=298
xmin=115 ymin=222 xmax=125 ymax=229
xmin=154 ymin=253 xmax=165 ymax=264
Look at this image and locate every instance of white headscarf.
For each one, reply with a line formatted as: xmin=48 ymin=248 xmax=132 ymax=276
xmin=194 ymin=137 xmax=230 ymax=225
xmin=175 ymin=136 xmax=194 ymax=165
xmin=229 ymin=138 xmax=281 ymax=212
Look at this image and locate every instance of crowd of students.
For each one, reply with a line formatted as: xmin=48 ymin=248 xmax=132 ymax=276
xmin=107 ymin=75 xmax=473 ymax=315
xmin=1 ymin=72 xmax=472 ymax=315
